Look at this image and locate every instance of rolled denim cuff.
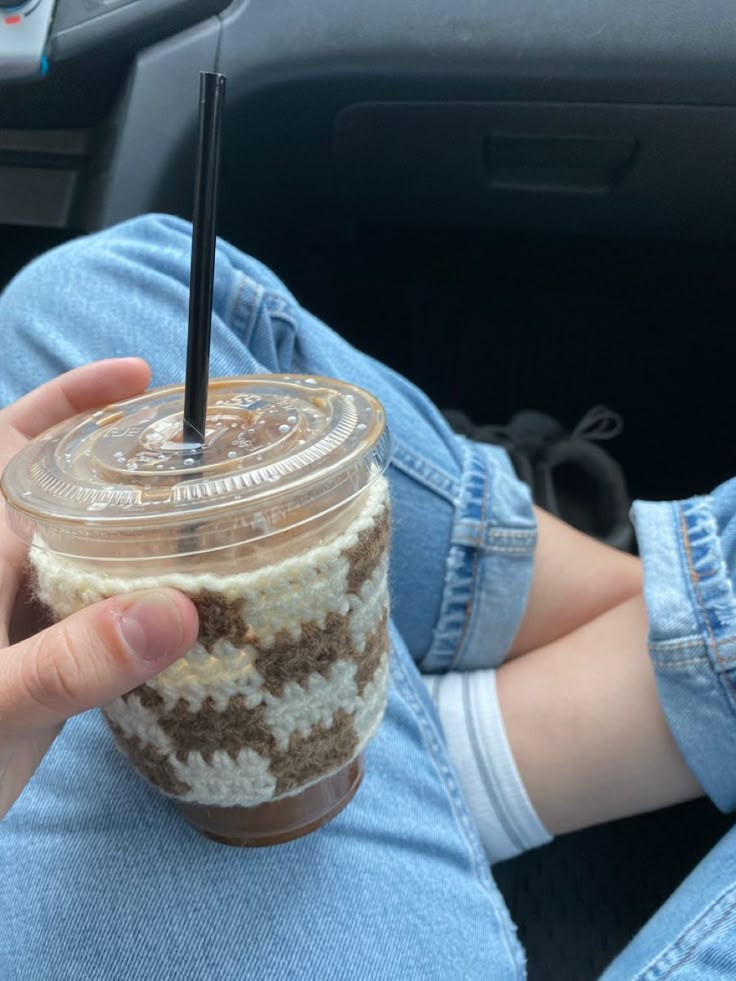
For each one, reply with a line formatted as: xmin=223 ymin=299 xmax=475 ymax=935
xmin=633 ymin=489 xmax=736 ymax=812
xmin=420 ymin=439 xmax=537 ymax=673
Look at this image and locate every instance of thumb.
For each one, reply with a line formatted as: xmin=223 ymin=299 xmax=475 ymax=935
xmin=0 ymin=589 xmax=198 ymax=731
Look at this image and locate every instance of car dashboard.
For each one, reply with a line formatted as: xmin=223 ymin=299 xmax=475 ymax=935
xmin=2 ymin=0 xmax=736 ymax=243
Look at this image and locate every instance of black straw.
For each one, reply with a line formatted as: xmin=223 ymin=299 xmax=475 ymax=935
xmin=183 ymin=71 xmax=226 ymax=446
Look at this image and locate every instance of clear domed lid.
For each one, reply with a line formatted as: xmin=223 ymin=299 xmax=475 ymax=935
xmin=1 ymin=375 xmax=390 ymax=559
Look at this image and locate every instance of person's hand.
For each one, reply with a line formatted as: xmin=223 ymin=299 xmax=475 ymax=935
xmin=0 ymin=359 xmax=199 ymax=819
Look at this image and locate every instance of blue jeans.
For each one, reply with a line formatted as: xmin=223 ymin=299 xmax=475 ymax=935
xmin=0 ymin=214 xmax=734 ymax=980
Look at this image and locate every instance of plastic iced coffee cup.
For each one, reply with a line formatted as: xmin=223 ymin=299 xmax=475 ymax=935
xmin=2 ymin=374 xmax=391 ymax=846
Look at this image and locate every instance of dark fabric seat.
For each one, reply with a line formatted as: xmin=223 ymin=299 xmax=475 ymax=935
xmin=494 ymin=800 xmax=734 ymax=980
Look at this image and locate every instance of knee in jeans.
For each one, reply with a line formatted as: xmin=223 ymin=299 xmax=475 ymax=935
xmin=114 ymin=213 xmax=290 ymax=297
xmin=7 ymin=213 xmax=293 ymax=317
xmin=3 ymin=214 xmax=179 ymax=301
xmin=108 ymin=212 xmax=192 ymax=248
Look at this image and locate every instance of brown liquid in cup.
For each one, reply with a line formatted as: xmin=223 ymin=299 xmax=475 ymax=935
xmin=177 ymin=756 xmax=364 ymax=846
xmin=3 ymin=376 xmax=391 ymax=847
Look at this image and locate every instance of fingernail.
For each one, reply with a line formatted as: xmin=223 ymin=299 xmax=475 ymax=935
xmin=118 ymin=591 xmax=185 ymax=662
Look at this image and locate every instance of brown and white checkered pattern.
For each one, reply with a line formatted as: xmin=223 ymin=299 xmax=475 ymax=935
xmin=32 ymin=479 xmax=390 ymax=807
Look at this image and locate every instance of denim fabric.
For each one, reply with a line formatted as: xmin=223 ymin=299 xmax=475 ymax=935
xmin=0 ymin=214 xmax=536 ymax=672
xmin=601 ymin=823 xmax=736 ymax=980
xmin=3 ymin=213 xmax=736 ymax=980
xmin=1 ymin=627 xmax=525 ymax=981
xmin=631 ymin=481 xmax=736 ymax=813
xmin=0 ymin=215 xmax=529 ymax=980
xmin=419 ymin=438 xmax=536 ymax=673
xmin=598 ymin=480 xmax=736 ymax=978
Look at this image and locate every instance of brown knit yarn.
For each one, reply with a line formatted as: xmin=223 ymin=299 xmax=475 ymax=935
xmin=34 ymin=486 xmax=392 ymax=809
xmin=108 ymin=723 xmax=191 ymax=797
xmin=158 ymin=696 xmax=274 ymax=766
xmin=345 ymin=505 xmax=390 ymax=594
xmin=191 ymin=591 xmax=256 ymax=652
xmin=353 ymin=610 xmax=389 ymax=695
xmin=269 ymin=709 xmax=359 ymax=796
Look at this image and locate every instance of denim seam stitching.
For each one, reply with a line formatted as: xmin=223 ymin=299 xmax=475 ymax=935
xmin=486 ymin=528 xmax=537 ymax=538
xmin=454 ymin=527 xmax=536 ymax=554
xmin=390 ymin=440 xmax=459 ymax=503
xmin=650 ymin=636 xmax=733 ymax=652
xmin=680 ymin=505 xmax=736 ymax=704
xmin=633 ymin=881 xmax=736 ymax=980
xmin=651 ymin=637 xmax=736 ymax=663
xmin=391 ymin=649 xmax=525 ymax=978
xmin=227 ymin=272 xmax=254 ymax=337
xmin=262 ymin=290 xmax=299 ymax=328
xmin=484 ymin=545 xmax=537 ymax=555
xmin=652 ymin=656 xmax=736 ymax=669
xmin=419 ymin=442 xmax=479 ymax=671
xmin=448 ymin=450 xmax=489 ymax=670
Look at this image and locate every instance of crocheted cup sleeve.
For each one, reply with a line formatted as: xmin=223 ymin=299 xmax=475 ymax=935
xmin=31 ymin=477 xmax=391 ymax=811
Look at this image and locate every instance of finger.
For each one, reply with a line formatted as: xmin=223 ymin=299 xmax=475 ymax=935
xmin=0 ymin=359 xmax=151 ymax=615
xmin=0 ymin=588 xmax=198 ymax=731
xmin=0 ymin=357 xmax=151 ymax=446
xmin=8 ymin=580 xmax=53 ymax=646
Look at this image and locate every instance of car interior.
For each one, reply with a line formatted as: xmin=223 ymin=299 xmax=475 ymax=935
xmin=2 ymin=2 xmax=736 ymax=977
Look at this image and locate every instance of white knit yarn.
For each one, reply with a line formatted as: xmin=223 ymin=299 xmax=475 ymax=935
xmin=349 ymin=553 xmax=389 ymax=653
xmin=172 ymin=748 xmax=278 ymax=806
xmin=101 ymin=651 xmax=392 ymax=806
xmin=352 ymin=652 xmax=390 ymax=740
xmin=31 ymin=477 xmax=387 ymax=624
xmin=148 ymin=642 xmax=266 ymax=713
xmin=105 ymin=693 xmax=172 ymax=754
xmin=31 ymin=477 xmax=391 ymax=807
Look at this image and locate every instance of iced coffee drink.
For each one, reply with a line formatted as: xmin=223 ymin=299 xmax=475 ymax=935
xmin=2 ymin=375 xmax=391 ymax=846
